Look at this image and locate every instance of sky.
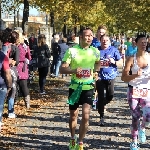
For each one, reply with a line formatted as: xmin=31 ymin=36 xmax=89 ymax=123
xmin=2 ymin=6 xmax=39 ymax=18
xmin=29 ymin=7 xmax=39 ymax=16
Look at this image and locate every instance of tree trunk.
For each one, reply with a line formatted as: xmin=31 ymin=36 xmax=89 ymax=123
xmin=22 ymin=0 xmax=29 ymax=34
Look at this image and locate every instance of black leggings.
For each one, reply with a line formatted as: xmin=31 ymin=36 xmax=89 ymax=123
xmin=38 ymin=67 xmax=49 ymax=92
xmin=96 ymin=79 xmax=115 ymax=118
xmin=18 ymin=79 xmax=29 ymax=97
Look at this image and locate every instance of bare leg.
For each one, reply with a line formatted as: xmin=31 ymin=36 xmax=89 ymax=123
xmin=69 ymin=109 xmax=79 ymax=137
xmin=79 ymin=103 xmax=91 ymax=142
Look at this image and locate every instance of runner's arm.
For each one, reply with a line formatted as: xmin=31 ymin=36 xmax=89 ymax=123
xmin=3 ymin=56 xmax=12 ymax=89
xmin=59 ymin=61 xmax=76 ymax=74
xmin=121 ymin=56 xmax=139 ymax=82
xmin=115 ymin=59 xmax=123 ymax=67
xmin=94 ymin=61 xmax=101 ymax=72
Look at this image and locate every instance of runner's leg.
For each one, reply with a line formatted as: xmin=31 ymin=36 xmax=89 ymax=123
xmin=105 ymin=79 xmax=114 ymax=105
xmin=69 ymin=109 xmax=79 ymax=138
xmin=127 ymin=87 xmax=140 ymax=143
xmin=79 ymin=103 xmax=91 ymax=142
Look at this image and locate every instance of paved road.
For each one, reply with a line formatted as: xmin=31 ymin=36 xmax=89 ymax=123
xmin=0 ymin=72 xmax=150 ymax=150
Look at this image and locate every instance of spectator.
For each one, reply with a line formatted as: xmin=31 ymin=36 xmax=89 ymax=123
xmin=0 ymin=45 xmax=12 ymax=131
xmin=33 ymin=34 xmax=51 ymax=94
xmin=67 ymin=33 xmax=78 ymax=48
xmin=17 ymin=34 xmax=31 ymax=109
xmin=51 ymin=34 xmax=61 ymax=77
xmin=28 ymin=33 xmax=37 ymax=53
xmin=58 ymin=38 xmax=69 ymax=78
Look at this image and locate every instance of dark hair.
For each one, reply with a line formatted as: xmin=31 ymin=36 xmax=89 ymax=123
xmin=38 ymin=35 xmax=46 ymax=47
xmin=0 ymin=29 xmax=12 ymax=43
xmin=127 ymin=37 xmax=130 ymax=40
xmin=135 ymin=34 xmax=146 ymax=43
xmin=10 ymin=31 xmax=19 ymax=44
xmin=79 ymin=26 xmax=93 ymax=35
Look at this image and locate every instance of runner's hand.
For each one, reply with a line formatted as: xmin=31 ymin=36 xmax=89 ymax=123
xmin=76 ymin=67 xmax=82 ymax=74
xmin=136 ymin=68 xmax=142 ymax=76
xmin=108 ymin=58 xmax=115 ymax=64
xmin=72 ymin=67 xmax=82 ymax=74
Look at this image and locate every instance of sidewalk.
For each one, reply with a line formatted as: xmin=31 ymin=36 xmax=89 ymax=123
xmin=0 ymin=73 xmax=150 ymax=150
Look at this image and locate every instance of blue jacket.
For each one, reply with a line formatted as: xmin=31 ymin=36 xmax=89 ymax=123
xmin=58 ymin=43 xmax=69 ymax=60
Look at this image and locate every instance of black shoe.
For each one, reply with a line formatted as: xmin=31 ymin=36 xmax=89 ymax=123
xmin=98 ymin=118 xmax=105 ymax=126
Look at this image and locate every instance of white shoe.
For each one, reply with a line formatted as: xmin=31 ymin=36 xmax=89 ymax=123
xmin=8 ymin=113 xmax=16 ymax=118
xmin=40 ymin=91 xmax=46 ymax=95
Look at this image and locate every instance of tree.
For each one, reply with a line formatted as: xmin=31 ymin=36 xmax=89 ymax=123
xmin=101 ymin=0 xmax=150 ymax=32
xmin=22 ymin=0 xmax=29 ymax=33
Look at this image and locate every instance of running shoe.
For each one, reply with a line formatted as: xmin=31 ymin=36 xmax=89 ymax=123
xmin=76 ymin=143 xmax=84 ymax=150
xmin=130 ymin=142 xmax=139 ymax=150
xmin=69 ymin=136 xmax=77 ymax=150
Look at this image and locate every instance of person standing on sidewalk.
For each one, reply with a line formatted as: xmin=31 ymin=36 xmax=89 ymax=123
xmin=17 ymin=34 xmax=31 ymax=109
xmin=1 ymin=29 xmax=20 ymax=118
xmin=0 ymin=44 xmax=12 ymax=131
xmin=51 ymin=34 xmax=61 ymax=77
xmin=32 ymin=34 xmax=51 ymax=94
xmin=60 ymin=27 xmax=100 ymax=150
xmin=96 ymin=35 xmax=122 ymax=126
xmin=58 ymin=37 xmax=69 ymax=78
xmin=121 ymin=34 xmax=150 ymax=150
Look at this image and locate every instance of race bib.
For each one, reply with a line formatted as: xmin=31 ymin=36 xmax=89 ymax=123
xmin=76 ymin=69 xmax=91 ymax=79
xmin=132 ymin=87 xmax=149 ymax=98
xmin=100 ymin=59 xmax=110 ymax=68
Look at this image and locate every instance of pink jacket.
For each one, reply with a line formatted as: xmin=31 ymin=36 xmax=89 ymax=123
xmin=17 ymin=44 xmax=31 ymax=79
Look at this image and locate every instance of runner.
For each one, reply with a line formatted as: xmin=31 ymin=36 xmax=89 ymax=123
xmin=121 ymin=34 xmax=149 ymax=150
xmin=96 ymin=35 xmax=122 ymax=126
xmin=125 ymin=37 xmax=137 ymax=59
xmin=118 ymin=38 xmax=127 ymax=68
xmin=60 ymin=27 xmax=100 ymax=150
xmin=91 ymin=25 xmax=107 ymax=48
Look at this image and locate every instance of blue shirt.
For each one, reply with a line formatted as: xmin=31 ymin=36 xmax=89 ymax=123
xmin=91 ymin=37 xmax=101 ymax=48
xmin=125 ymin=45 xmax=137 ymax=56
xmin=98 ymin=46 xmax=121 ymax=80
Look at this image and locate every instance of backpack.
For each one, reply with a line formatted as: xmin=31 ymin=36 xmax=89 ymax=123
xmin=34 ymin=45 xmax=50 ymax=68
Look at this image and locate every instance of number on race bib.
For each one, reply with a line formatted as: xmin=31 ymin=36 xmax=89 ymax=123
xmin=100 ymin=59 xmax=110 ymax=68
xmin=76 ymin=69 xmax=91 ymax=79
xmin=132 ymin=87 xmax=149 ymax=98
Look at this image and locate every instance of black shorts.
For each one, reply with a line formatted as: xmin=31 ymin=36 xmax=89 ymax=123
xmin=69 ymin=88 xmax=94 ymax=110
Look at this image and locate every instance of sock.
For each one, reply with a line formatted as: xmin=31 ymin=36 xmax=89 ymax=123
xmin=78 ymin=142 xmax=83 ymax=145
